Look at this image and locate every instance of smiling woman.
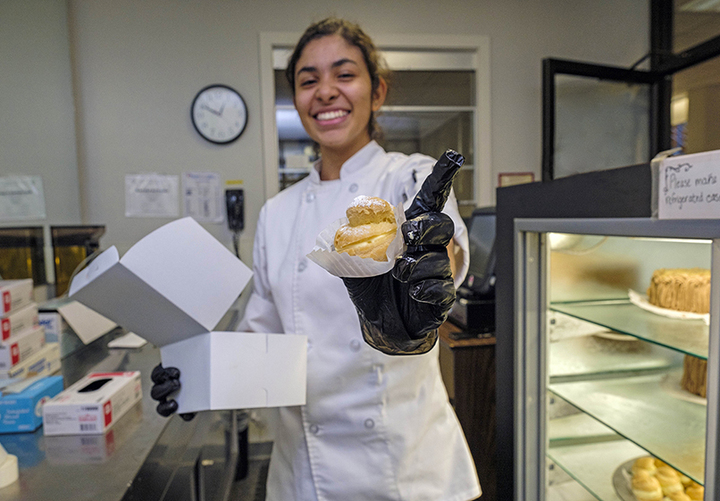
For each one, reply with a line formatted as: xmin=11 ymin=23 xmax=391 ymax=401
xmin=289 ymin=33 xmax=387 ymax=179
xmin=153 ymin=16 xmax=480 ymax=501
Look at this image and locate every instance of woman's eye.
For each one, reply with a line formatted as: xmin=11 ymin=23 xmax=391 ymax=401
xmin=338 ymin=73 xmax=354 ymax=79
xmin=299 ymin=79 xmax=316 ymax=87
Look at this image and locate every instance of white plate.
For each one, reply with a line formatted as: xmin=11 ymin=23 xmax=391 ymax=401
xmin=612 ymin=458 xmax=639 ymax=501
xmin=628 ymin=289 xmax=710 ymax=325
xmin=593 ymin=331 xmax=637 ymax=342
xmin=660 ymin=371 xmax=707 ymax=406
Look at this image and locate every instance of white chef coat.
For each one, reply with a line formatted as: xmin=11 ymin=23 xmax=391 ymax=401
xmin=238 ymin=141 xmax=481 ymax=501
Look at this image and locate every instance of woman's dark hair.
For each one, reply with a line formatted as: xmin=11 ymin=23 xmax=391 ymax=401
xmin=286 ymin=17 xmax=390 ymax=140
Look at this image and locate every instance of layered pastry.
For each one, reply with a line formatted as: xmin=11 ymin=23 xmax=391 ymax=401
xmin=665 ymin=492 xmax=692 ymax=501
xmin=656 ymin=466 xmax=683 ymax=496
xmin=632 ymin=456 xmax=658 ymax=476
xmin=646 ymin=268 xmax=710 ymax=399
xmin=334 ymin=196 xmax=397 ymax=262
xmin=646 ymin=268 xmax=710 ymax=314
xmin=632 ymin=471 xmax=664 ymax=501
xmin=681 ymin=354 xmax=707 ymax=399
xmin=685 ymin=482 xmax=704 ymax=501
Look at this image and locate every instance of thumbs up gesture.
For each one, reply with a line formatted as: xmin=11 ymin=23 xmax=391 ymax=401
xmin=342 ymin=150 xmax=464 ymax=355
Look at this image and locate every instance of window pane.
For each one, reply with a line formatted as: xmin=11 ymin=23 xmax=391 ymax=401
xmin=378 ymin=110 xmax=474 ymax=211
xmin=385 ymin=71 xmax=475 ymax=107
xmin=672 ymin=54 xmax=720 ymax=153
xmin=554 ymin=75 xmax=650 ymax=179
xmin=674 ymin=0 xmax=720 ymax=53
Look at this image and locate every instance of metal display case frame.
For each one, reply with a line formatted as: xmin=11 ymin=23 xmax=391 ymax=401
xmin=514 ymin=217 xmax=720 ymax=500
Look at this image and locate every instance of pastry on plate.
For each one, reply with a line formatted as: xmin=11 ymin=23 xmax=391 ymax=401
xmin=334 ymin=196 xmax=397 ymax=262
xmin=631 ymin=472 xmax=663 ymax=501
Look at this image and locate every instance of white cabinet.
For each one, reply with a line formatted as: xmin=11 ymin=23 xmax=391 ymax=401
xmin=514 ymin=218 xmax=720 ymax=500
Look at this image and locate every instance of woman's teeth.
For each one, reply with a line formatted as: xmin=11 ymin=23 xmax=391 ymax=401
xmin=316 ymin=110 xmax=349 ymax=121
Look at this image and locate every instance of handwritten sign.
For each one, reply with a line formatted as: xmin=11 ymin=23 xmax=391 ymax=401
xmin=658 ymin=150 xmax=720 ymax=219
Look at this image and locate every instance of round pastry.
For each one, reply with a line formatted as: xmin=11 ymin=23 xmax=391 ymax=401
xmin=631 ymin=473 xmax=663 ymax=501
xmin=679 ymin=472 xmax=693 ymax=489
xmin=685 ymin=482 xmax=704 ymax=500
xmin=665 ymin=492 xmax=692 ymax=501
xmin=633 ymin=456 xmax=658 ymax=476
xmin=334 ymin=196 xmax=397 ymax=262
xmin=656 ymin=466 xmax=683 ymax=496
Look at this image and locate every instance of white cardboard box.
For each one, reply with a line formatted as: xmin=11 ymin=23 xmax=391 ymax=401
xmin=42 ymin=372 xmax=142 ymax=436
xmin=68 ymin=217 xmax=307 ymax=414
xmin=0 ymin=343 xmax=60 ymax=380
xmin=0 ymin=280 xmax=34 ymax=317
xmin=1 ymin=304 xmax=38 ymax=342
xmin=0 ymin=325 xmax=46 ymax=371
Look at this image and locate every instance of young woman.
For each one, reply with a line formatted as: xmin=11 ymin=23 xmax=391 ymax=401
xmin=155 ymin=17 xmax=481 ymax=501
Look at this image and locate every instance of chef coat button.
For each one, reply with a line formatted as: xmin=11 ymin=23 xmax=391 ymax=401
xmin=349 ymin=183 xmax=359 ymax=193
xmin=364 ymin=418 xmax=375 ymax=429
xmin=298 ymin=260 xmax=307 ymax=272
xmin=349 ymin=339 xmax=362 ymax=352
xmin=309 ymin=424 xmax=319 ymax=434
xmin=306 ymin=192 xmax=315 ymax=203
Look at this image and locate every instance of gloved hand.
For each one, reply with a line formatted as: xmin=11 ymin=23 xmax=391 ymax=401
xmin=342 ymin=150 xmax=464 ymax=355
xmin=150 ymin=364 xmax=196 ymax=421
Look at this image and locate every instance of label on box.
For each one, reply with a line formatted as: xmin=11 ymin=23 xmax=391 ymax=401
xmin=0 ymin=343 xmax=61 ymax=380
xmin=0 ymin=280 xmax=34 ymax=316
xmin=2 ymin=304 xmax=39 ymax=341
xmin=0 ymin=325 xmax=45 ymax=370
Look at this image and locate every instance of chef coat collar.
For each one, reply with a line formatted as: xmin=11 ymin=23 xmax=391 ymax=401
xmin=309 ymin=141 xmax=384 ymax=184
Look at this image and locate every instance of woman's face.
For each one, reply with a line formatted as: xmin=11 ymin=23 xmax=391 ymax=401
xmin=293 ymin=34 xmax=386 ymax=155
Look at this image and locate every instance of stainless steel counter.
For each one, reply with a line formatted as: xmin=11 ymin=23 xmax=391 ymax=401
xmin=0 ymin=329 xmax=238 ymax=501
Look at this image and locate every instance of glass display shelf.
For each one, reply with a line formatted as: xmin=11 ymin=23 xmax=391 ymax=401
xmin=549 ymin=371 xmax=706 ymax=483
xmin=549 ymin=412 xmax=620 ymax=446
xmin=550 ymin=300 xmax=709 ymax=360
xmin=549 ymin=334 xmax=681 ymax=382
xmin=548 ymin=438 xmax=647 ymax=501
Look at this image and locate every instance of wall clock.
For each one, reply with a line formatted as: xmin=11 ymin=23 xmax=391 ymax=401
xmin=191 ymin=84 xmax=248 ymax=144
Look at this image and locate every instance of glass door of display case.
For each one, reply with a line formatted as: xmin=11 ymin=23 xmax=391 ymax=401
xmin=514 ymin=217 xmax=720 ymax=501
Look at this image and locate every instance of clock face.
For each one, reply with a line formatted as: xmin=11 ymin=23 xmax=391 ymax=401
xmin=191 ymin=84 xmax=247 ymax=144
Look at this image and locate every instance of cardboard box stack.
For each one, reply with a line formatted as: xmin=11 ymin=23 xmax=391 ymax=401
xmin=0 ymin=279 xmax=61 ymax=379
xmin=0 ymin=279 xmax=64 ymax=433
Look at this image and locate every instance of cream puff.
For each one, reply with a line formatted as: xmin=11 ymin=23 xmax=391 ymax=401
xmin=685 ymin=482 xmax=704 ymax=501
xmin=632 ymin=456 xmax=658 ymax=476
xmin=656 ymin=466 xmax=683 ymax=496
xmin=632 ymin=473 xmax=663 ymax=501
xmin=334 ymin=196 xmax=397 ymax=262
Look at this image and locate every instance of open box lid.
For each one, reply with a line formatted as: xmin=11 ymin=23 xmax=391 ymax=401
xmin=68 ymin=217 xmax=252 ymax=347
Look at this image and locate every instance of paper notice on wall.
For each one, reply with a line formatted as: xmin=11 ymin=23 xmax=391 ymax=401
xmin=125 ymin=174 xmax=179 ymax=217
xmin=658 ymin=149 xmax=720 ymax=219
xmin=0 ymin=175 xmax=46 ymax=220
xmin=182 ymin=172 xmax=223 ymax=223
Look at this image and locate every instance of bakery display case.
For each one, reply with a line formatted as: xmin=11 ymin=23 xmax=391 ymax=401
xmin=514 ymin=218 xmax=720 ymax=501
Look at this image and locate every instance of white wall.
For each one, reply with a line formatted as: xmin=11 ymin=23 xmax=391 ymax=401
xmin=3 ymin=0 xmax=650 ymax=267
xmin=0 ymin=0 xmax=80 ymax=224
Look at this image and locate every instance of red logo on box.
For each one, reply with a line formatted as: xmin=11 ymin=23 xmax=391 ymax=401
xmin=2 ymin=292 xmax=9 ymax=314
xmin=10 ymin=343 xmax=19 ymax=365
xmin=1 ymin=319 xmax=9 ymax=340
xmin=103 ymin=401 xmax=112 ymax=427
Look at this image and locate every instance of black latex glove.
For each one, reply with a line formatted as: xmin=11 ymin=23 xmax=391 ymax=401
xmin=150 ymin=364 xmax=196 ymax=421
xmin=342 ymin=149 xmax=464 ymax=355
